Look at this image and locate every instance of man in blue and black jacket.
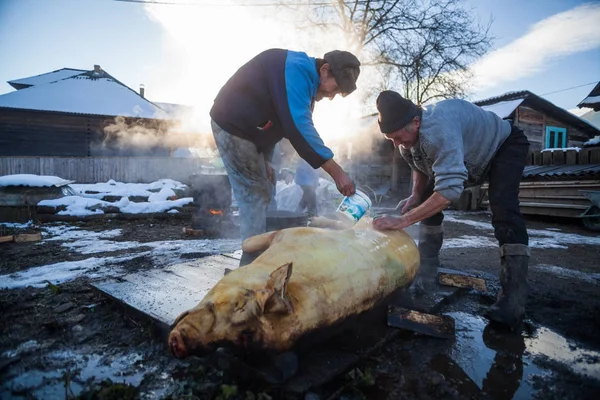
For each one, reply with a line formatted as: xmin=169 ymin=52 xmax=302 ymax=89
xmin=210 ymin=48 xmax=361 ymax=266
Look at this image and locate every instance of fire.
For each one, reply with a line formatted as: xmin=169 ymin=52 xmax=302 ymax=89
xmin=209 ymin=209 xmax=223 ymax=216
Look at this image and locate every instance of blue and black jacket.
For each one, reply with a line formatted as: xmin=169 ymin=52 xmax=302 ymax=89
xmin=210 ymin=49 xmax=334 ymax=169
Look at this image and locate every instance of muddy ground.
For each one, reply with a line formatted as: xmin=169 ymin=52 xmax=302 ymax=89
xmin=1 ymin=212 xmax=599 ymax=400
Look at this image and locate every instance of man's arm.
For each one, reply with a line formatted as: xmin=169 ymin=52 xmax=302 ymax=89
xmin=321 ymin=159 xmax=355 ymax=196
xmin=373 ymin=191 xmax=451 ymax=231
xmin=411 ymin=169 xmax=429 ymax=197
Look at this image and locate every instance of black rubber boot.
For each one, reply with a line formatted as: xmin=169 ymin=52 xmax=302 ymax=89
xmin=485 ymin=244 xmax=530 ymax=330
xmin=413 ymin=224 xmax=443 ymax=294
xmin=238 ymin=251 xmax=261 ymax=267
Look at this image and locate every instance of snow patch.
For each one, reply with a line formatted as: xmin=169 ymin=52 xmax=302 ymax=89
xmin=0 ymin=174 xmax=72 ymax=187
xmin=535 ymin=264 xmax=600 ymax=284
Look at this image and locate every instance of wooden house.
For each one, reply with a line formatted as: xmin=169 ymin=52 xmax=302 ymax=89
xmin=0 ymin=66 xmax=176 ymax=157
xmin=474 ymin=90 xmax=599 ymax=151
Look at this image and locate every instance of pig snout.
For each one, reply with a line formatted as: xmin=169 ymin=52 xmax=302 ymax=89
xmin=169 ymin=330 xmax=188 ymax=359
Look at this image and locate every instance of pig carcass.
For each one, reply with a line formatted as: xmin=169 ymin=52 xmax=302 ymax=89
xmin=169 ymin=221 xmax=419 ymax=358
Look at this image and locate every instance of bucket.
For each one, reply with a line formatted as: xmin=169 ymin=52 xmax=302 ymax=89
xmin=336 ymin=189 xmax=372 ymax=225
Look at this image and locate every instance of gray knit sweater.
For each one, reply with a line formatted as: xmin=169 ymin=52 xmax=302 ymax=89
xmin=400 ymin=99 xmax=512 ymax=203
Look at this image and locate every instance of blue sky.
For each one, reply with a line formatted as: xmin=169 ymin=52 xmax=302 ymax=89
xmin=0 ymin=0 xmax=598 ymax=115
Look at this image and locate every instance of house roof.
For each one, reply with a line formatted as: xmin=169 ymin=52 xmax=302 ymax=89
xmin=0 ymin=68 xmax=170 ymax=119
xmin=153 ymin=102 xmax=193 ymax=117
xmin=7 ymin=68 xmax=87 ymax=90
xmin=577 ymin=81 xmax=600 ymax=111
xmin=474 ymin=90 xmax=600 ymax=137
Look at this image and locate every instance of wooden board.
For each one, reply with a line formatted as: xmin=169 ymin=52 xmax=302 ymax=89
xmin=0 ymin=235 xmax=14 ymax=244
xmin=91 ymin=254 xmax=239 ymax=328
xmin=438 ymin=271 xmax=487 ymax=292
xmin=388 ymin=305 xmax=455 ymax=339
xmin=14 ymin=232 xmax=42 ymax=243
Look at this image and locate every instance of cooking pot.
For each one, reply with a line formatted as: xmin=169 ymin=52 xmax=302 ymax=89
xmin=266 ymin=210 xmax=308 ymax=231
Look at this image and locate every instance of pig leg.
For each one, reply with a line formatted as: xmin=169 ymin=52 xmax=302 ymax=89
xmin=242 ymin=231 xmax=278 ymax=253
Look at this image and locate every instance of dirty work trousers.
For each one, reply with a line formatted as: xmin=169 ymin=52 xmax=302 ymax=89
xmin=297 ymin=185 xmax=318 ymax=217
xmin=422 ymin=125 xmax=530 ymax=246
xmin=211 ymin=120 xmax=273 ymax=242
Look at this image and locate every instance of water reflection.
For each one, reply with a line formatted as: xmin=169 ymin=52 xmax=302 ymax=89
xmin=445 ymin=312 xmax=600 ymax=399
xmin=481 ymin=324 xmax=525 ymax=400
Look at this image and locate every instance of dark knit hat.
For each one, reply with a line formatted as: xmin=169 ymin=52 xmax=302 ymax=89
xmin=323 ymin=50 xmax=361 ymax=97
xmin=376 ymin=90 xmax=420 ymax=133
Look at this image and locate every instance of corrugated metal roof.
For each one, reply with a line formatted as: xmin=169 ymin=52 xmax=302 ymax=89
xmin=523 ymin=164 xmax=600 ymax=179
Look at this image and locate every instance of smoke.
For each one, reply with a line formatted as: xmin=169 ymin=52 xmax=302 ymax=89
xmin=137 ymin=0 xmax=385 ymax=152
xmin=97 ymin=114 xmax=217 ymax=156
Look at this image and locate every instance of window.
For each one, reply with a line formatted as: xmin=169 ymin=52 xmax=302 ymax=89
xmin=545 ymin=126 xmax=567 ymax=149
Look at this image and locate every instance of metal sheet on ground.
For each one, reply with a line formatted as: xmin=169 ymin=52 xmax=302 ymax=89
xmin=91 ymin=255 xmax=239 ymax=327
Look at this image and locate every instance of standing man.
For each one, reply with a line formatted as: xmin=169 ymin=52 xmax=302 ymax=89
xmin=373 ymin=90 xmax=530 ymax=329
xmin=210 ymin=49 xmax=360 ymax=266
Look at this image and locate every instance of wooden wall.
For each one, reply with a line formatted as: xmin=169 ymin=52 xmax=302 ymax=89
xmin=0 ymin=156 xmax=207 ymax=184
xmin=515 ymin=105 xmax=592 ymax=151
xmin=526 ymin=147 xmax=600 ymax=166
xmin=0 ymin=108 xmax=173 ymax=157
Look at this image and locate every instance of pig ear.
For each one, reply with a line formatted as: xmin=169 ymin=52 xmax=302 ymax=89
xmin=268 ymin=262 xmax=293 ymax=294
xmin=263 ymin=263 xmax=294 ymax=314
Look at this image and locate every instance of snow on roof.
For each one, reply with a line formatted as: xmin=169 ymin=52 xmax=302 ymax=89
xmin=154 ymin=102 xmax=193 ymax=117
xmin=579 ymin=110 xmax=600 ymax=130
xmin=579 ymin=95 xmax=600 ymax=107
xmin=0 ymin=174 xmax=74 ymax=188
xmin=480 ymin=98 xmax=524 ymax=118
xmin=7 ymin=68 xmax=87 ymax=88
xmin=0 ymin=76 xmax=170 ymax=119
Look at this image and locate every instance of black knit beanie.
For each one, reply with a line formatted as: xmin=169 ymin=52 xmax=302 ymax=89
xmin=376 ymin=90 xmax=419 ymax=133
xmin=323 ymin=50 xmax=361 ymax=97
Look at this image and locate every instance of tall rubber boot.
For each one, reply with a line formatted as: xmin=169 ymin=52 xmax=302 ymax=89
xmin=485 ymin=244 xmax=530 ymax=330
xmin=239 ymin=251 xmax=261 ymax=267
xmin=413 ymin=223 xmax=443 ymax=294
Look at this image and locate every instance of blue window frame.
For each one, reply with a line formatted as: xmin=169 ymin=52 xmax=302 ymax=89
xmin=545 ymin=126 xmax=567 ymax=148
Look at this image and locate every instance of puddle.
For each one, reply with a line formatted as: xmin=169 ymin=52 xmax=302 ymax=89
xmin=441 ymin=312 xmax=600 ymax=399
xmin=1 ymin=350 xmax=152 ymax=399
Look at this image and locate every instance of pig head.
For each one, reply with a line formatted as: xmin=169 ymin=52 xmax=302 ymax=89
xmin=169 ymin=262 xmax=293 ymax=358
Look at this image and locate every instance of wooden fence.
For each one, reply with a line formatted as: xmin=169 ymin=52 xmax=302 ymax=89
xmin=0 ymin=157 xmax=210 ymax=184
xmin=526 ymin=147 xmax=600 ymax=166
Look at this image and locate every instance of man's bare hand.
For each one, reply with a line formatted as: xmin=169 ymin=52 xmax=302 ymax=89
xmin=401 ymin=194 xmax=421 ymax=214
xmin=373 ymin=215 xmax=411 ymax=231
xmin=335 ymin=171 xmax=355 ymax=197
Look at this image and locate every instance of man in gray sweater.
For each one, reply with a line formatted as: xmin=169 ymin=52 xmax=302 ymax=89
xmin=373 ymin=90 xmax=530 ymax=329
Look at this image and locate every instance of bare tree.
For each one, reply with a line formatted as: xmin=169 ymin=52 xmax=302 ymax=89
xmin=283 ymin=0 xmax=492 ymax=104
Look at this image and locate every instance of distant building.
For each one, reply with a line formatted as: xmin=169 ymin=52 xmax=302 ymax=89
xmin=474 ymin=90 xmax=600 ymax=151
xmin=0 ymin=66 xmax=179 ymax=156
xmin=577 ymin=81 xmax=600 ymax=112
xmin=575 ymin=81 xmax=600 ymax=133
